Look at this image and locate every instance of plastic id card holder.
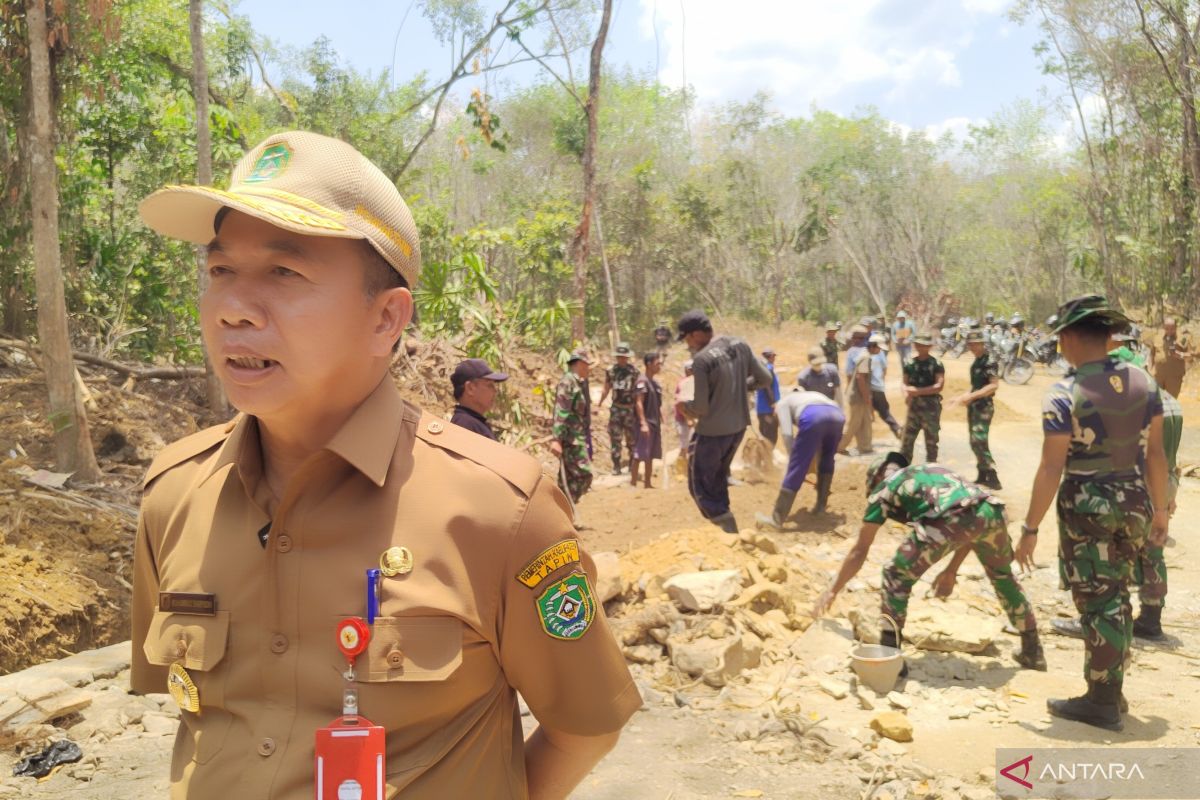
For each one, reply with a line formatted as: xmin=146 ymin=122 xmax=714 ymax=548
xmin=314 ymin=715 xmax=386 ymax=800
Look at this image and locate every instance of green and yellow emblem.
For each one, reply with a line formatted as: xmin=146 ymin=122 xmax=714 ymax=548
xmin=535 ymin=570 xmax=595 ymax=640
xmin=243 ymin=142 xmax=292 ymax=183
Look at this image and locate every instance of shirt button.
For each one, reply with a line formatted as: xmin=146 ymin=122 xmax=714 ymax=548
xmin=385 ymin=648 xmax=404 ymax=668
xmin=427 ymin=421 xmax=444 ymax=434
xmin=270 ymin=634 xmax=289 ymax=654
xmin=257 ymin=738 xmax=276 ymax=757
xmin=276 ymin=534 xmax=293 ymax=553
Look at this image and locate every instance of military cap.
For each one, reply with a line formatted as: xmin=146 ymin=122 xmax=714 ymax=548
xmin=807 ymin=346 xmax=827 ymax=366
xmin=140 ymin=131 xmax=422 ymax=287
xmin=825 ymin=321 xmax=842 ymax=332
xmin=912 ymin=333 xmax=934 ymax=346
xmin=567 ymin=349 xmax=591 ymax=365
xmin=676 ymin=309 xmax=713 ymax=340
xmin=612 ymin=343 xmax=633 ymax=357
xmin=1049 ymin=294 xmax=1133 ymax=335
xmin=965 ymin=330 xmax=986 ymax=344
xmin=866 ymin=451 xmax=910 ymax=496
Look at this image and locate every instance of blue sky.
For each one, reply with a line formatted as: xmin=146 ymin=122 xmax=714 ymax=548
xmin=233 ymin=0 xmax=1058 ymax=141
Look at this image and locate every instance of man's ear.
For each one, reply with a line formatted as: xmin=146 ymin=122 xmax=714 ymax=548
xmin=371 ymin=287 xmax=413 ymax=356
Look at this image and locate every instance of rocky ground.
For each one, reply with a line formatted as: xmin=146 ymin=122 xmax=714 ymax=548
xmin=2 ymin=322 xmax=1199 ymax=798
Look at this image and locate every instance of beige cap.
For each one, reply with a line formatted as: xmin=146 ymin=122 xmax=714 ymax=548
xmin=139 ymin=131 xmax=421 ymax=286
xmin=807 ymin=346 xmax=827 ymax=366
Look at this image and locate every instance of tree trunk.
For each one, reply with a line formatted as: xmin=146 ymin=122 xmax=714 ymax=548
xmin=565 ymin=0 xmax=613 ymax=344
xmin=26 ymin=0 xmax=101 ymax=481
xmin=189 ymin=0 xmax=228 ymax=415
xmin=592 ymin=204 xmax=619 ymax=350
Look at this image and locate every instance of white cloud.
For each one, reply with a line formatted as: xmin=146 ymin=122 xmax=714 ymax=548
xmin=962 ymin=0 xmax=1011 ymax=13
xmin=924 ymin=115 xmax=978 ymax=142
xmin=638 ymin=0 xmax=988 ymax=115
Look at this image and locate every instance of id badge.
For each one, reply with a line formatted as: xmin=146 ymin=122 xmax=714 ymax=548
xmin=314 ymin=715 xmax=386 ymax=800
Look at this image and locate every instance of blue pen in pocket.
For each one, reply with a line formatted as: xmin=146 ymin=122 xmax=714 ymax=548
xmin=366 ymin=568 xmax=381 ymax=625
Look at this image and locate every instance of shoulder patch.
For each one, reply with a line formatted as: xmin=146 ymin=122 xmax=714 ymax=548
xmin=516 ymin=539 xmax=581 ymax=589
xmin=143 ymin=422 xmax=233 ymax=488
xmin=414 ymin=410 xmax=541 ymax=498
xmin=535 ymin=570 xmax=596 ymax=640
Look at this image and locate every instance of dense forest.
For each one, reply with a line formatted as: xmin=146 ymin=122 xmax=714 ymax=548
xmin=2 ymin=0 xmax=1200 ymax=368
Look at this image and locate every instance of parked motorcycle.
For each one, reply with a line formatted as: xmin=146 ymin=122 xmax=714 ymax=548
xmin=997 ymin=332 xmax=1035 ymax=385
xmin=1032 ymin=333 xmax=1070 ymax=376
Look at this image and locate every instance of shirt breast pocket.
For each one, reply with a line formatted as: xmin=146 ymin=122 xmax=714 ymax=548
xmin=330 ymin=616 xmax=463 ymax=683
xmin=142 ymin=610 xmax=233 ymax=764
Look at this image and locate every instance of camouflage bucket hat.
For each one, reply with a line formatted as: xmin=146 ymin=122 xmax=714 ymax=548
xmin=613 ymin=342 xmax=633 ymax=357
xmin=965 ymin=330 xmax=986 ymax=344
xmin=865 ymin=452 xmax=909 ymax=497
xmin=1048 ymin=294 xmax=1133 ymax=336
xmin=912 ymin=333 xmax=934 ymax=346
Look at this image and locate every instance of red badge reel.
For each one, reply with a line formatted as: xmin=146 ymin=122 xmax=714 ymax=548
xmin=315 ymin=617 xmax=385 ymax=800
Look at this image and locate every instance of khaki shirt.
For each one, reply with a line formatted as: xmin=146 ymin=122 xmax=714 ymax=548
xmin=131 ymin=378 xmax=640 ymax=799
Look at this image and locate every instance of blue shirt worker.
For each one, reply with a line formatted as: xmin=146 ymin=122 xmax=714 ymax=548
xmin=755 ymin=347 xmax=782 ymax=446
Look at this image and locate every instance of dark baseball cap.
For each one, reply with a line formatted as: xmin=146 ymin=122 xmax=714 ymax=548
xmin=451 ymin=359 xmax=508 ymax=388
xmin=676 ymin=309 xmax=713 ymax=340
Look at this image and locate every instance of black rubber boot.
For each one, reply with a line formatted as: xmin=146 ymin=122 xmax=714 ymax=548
xmin=1051 ymin=617 xmax=1084 ymax=639
xmin=754 ymin=489 xmax=797 ymax=531
xmin=813 ymin=473 xmax=833 ymax=514
xmin=879 ymin=628 xmax=909 ymax=679
xmin=1133 ymin=606 xmax=1164 ymax=640
xmin=1047 ymin=681 xmax=1123 ymax=731
xmin=1013 ymin=629 xmax=1047 ymax=671
xmin=709 ymin=511 xmax=739 ymax=534
xmin=977 ymin=470 xmax=1003 ymax=490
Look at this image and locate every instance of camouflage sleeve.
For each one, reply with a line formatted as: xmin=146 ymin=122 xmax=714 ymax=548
xmin=862 ymin=501 xmax=887 ymax=525
xmin=552 ymin=380 xmax=575 ymax=441
xmin=862 ymin=481 xmax=894 ymax=525
xmin=934 ymin=359 xmax=945 ymax=377
xmin=1146 ymin=381 xmax=1164 ymax=419
xmin=986 ymin=359 xmax=1000 ymax=382
xmin=1042 ymin=382 xmax=1073 ymax=435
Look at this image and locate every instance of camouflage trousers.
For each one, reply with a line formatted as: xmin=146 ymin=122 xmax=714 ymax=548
xmin=967 ymin=401 xmax=996 ymax=473
xmin=557 ymin=437 xmax=593 ymax=504
xmin=608 ymin=405 xmax=638 ymax=470
xmin=881 ymin=501 xmax=1036 ymax=633
xmin=1057 ymin=477 xmax=1152 ymax=686
xmin=900 ymin=396 xmax=941 ymax=462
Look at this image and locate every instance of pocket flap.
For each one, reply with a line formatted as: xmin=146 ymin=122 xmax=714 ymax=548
xmin=353 ymin=616 xmax=463 ymax=682
xmin=143 ymin=610 xmax=231 ymax=671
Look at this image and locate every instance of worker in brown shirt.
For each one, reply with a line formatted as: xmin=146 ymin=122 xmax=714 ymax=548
xmin=1150 ymin=318 xmax=1191 ymax=398
xmin=131 ymin=131 xmax=640 ymax=800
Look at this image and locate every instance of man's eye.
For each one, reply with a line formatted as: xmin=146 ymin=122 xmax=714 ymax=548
xmin=273 ymin=266 xmax=299 ymax=277
xmin=208 ymin=265 xmax=231 ymax=276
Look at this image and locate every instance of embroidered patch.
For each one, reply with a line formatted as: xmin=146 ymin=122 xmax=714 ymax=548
xmin=1109 ymin=374 xmax=1124 ymax=394
xmin=243 ymin=142 xmax=292 ymax=183
xmin=535 ymin=571 xmax=595 ymax=640
xmin=516 ymin=539 xmax=580 ymax=588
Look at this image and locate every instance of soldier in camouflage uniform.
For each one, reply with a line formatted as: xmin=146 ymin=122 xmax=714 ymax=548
xmin=1020 ymin=295 xmax=1170 ymax=731
xmin=812 ymin=452 xmax=1045 ymax=674
xmin=821 ymin=322 xmax=842 ymax=367
xmin=952 ymin=329 xmax=1002 ymax=489
xmin=899 ymin=334 xmax=944 ymax=463
xmin=599 ymin=343 xmax=640 ymax=475
xmin=1053 ymin=342 xmax=1184 ymax=642
xmin=551 ymin=350 xmax=594 ymax=503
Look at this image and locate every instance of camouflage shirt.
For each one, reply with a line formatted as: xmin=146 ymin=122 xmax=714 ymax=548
xmin=606 ymin=363 xmax=640 ymax=407
xmin=553 ymin=371 xmax=591 ymax=443
xmin=863 ymin=464 xmax=999 ymax=528
xmin=1162 ymin=390 xmax=1183 ymax=482
xmin=903 ymin=355 xmax=944 ymax=391
xmin=1042 ymin=357 xmax=1163 ymax=480
xmin=969 ymin=352 xmax=999 ymax=394
xmin=821 ymin=338 xmax=840 ymax=365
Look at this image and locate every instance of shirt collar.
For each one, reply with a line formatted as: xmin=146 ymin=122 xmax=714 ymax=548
xmin=200 ymin=377 xmax=411 ymax=490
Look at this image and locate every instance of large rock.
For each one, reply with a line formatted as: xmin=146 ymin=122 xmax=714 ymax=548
xmin=663 ymin=570 xmax=744 ymax=612
xmin=592 ymin=551 xmax=622 ymax=602
xmin=668 ymin=633 xmax=762 ymax=687
xmin=870 ymin=711 xmax=914 ymax=742
xmin=904 ymin=610 xmax=1003 ymax=654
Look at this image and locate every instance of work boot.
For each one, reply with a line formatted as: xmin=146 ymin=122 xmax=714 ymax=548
xmin=1047 ymin=681 xmax=1123 ymax=732
xmin=709 ymin=511 xmax=739 ymax=534
xmin=813 ymin=472 xmax=834 ymax=514
xmin=1050 ymin=617 xmax=1084 ymax=639
xmin=1013 ymin=629 xmax=1047 ymax=671
xmin=977 ymin=470 xmax=1003 ymax=490
xmin=879 ymin=628 xmax=909 ymax=679
xmin=754 ymin=489 xmax=797 ymax=531
xmin=1133 ymin=606 xmax=1164 ymax=640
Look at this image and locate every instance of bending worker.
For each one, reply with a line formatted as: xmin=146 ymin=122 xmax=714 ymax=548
xmin=756 ymin=389 xmax=846 ymax=529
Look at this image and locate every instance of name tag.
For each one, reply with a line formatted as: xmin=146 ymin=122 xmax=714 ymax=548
xmin=159 ymin=592 xmax=217 ymax=616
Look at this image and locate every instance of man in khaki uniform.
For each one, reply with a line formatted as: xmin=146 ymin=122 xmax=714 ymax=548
xmin=1150 ymin=318 xmax=1191 ymax=398
xmin=131 ymin=131 xmax=640 ymax=800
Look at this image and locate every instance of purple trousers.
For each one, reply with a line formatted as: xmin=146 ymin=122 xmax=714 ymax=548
xmin=782 ymin=405 xmax=845 ymax=492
